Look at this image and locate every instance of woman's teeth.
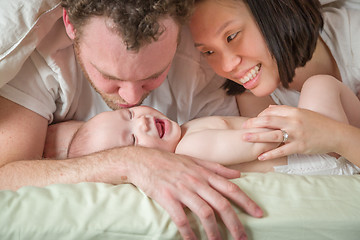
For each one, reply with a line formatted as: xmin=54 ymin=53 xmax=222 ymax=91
xmin=240 ymin=64 xmax=261 ymax=84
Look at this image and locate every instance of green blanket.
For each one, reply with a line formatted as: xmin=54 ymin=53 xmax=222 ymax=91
xmin=1 ymin=172 xmax=359 ymax=239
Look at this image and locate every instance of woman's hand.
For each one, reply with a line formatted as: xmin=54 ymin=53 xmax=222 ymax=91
xmin=241 ymin=105 xmax=339 ymax=160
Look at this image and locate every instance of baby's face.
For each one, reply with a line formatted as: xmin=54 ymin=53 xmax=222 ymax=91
xmin=95 ymin=106 xmax=181 ymax=152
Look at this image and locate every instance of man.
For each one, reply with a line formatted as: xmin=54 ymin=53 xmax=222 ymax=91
xmin=0 ymin=0 xmax=262 ymax=239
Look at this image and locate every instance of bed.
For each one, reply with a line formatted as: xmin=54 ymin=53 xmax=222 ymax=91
xmin=1 ymin=173 xmax=359 ymax=239
xmin=1 ymin=0 xmax=360 ymax=239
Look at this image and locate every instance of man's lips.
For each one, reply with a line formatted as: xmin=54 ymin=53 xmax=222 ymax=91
xmin=155 ymin=119 xmax=165 ymax=138
xmin=117 ymin=103 xmax=137 ymax=108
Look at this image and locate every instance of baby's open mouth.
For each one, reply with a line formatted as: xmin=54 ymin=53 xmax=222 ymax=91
xmin=155 ymin=119 xmax=165 ymax=138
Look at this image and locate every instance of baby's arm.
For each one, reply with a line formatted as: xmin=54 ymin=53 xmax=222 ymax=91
xmin=175 ymin=127 xmax=280 ymax=165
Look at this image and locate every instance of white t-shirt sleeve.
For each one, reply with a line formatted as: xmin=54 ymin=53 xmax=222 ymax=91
xmin=0 ymin=50 xmax=59 ymax=123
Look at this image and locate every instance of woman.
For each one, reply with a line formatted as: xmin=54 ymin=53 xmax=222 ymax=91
xmin=189 ymin=0 xmax=360 ymax=170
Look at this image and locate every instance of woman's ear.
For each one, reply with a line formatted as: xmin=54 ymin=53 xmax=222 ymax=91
xmin=63 ymin=8 xmax=76 ymax=40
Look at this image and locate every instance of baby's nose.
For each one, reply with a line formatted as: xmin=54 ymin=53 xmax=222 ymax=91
xmin=137 ymin=116 xmax=150 ymax=132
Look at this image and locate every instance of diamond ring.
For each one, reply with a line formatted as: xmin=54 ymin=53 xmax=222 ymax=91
xmin=281 ymin=130 xmax=289 ymax=143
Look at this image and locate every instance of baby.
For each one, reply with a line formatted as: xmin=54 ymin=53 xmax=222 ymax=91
xmin=45 ymin=106 xmax=281 ymax=169
xmin=45 ymin=104 xmax=360 ymax=175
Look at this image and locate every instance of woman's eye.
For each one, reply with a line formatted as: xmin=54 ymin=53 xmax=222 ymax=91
xmin=227 ymin=32 xmax=239 ymax=43
xmin=202 ymin=50 xmax=214 ymax=56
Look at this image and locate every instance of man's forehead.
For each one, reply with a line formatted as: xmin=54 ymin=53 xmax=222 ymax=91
xmin=93 ymin=61 xmax=171 ymax=82
xmin=81 ymin=17 xmax=178 ymax=82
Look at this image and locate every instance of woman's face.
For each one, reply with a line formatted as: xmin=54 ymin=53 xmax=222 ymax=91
xmin=189 ymin=0 xmax=280 ymax=97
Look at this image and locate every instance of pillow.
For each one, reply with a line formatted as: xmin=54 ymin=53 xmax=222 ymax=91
xmin=0 ymin=0 xmax=62 ymax=88
xmin=1 ymin=172 xmax=359 ymax=239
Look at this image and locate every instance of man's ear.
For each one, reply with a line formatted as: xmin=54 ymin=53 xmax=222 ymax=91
xmin=63 ymin=8 xmax=76 ymax=40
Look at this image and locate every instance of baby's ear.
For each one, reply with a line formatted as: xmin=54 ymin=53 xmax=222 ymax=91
xmin=63 ymin=8 xmax=76 ymax=40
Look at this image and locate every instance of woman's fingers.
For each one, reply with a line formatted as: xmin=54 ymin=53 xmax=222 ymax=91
xmin=258 ymin=104 xmax=295 ymax=117
xmin=243 ymin=129 xmax=286 ymax=143
xmin=258 ymin=143 xmax=295 ymax=160
xmin=242 ymin=105 xmax=342 ymax=160
xmin=242 ymin=116 xmax=288 ymax=131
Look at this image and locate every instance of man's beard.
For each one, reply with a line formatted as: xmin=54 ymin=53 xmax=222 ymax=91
xmin=73 ymin=39 xmax=149 ymax=110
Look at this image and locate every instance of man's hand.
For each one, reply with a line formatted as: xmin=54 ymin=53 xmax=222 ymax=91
xmin=112 ymin=147 xmax=262 ymax=240
xmin=0 ymin=96 xmax=262 ymax=239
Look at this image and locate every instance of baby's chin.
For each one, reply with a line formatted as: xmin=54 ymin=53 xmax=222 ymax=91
xmin=154 ymin=140 xmax=178 ymax=153
xmin=160 ymin=144 xmax=177 ymax=153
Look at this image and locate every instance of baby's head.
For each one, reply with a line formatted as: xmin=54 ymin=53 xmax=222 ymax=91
xmin=68 ymin=106 xmax=181 ymax=158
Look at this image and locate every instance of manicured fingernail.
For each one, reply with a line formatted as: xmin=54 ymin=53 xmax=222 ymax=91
xmin=258 ymin=154 xmax=266 ymax=161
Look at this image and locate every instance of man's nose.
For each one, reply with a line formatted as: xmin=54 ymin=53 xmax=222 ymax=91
xmin=117 ymin=82 xmax=146 ymax=105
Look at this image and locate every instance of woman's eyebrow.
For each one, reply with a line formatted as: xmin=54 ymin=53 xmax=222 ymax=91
xmin=215 ymin=20 xmax=236 ymax=36
xmin=194 ymin=20 xmax=236 ymax=48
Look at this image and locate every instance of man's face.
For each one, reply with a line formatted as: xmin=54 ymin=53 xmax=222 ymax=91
xmin=72 ymin=16 xmax=179 ymax=109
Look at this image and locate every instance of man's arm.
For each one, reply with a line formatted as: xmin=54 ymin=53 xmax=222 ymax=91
xmin=0 ymin=96 xmax=262 ymax=240
xmin=0 ymin=97 xmax=47 ymax=163
xmin=0 ymin=96 xmax=88 ymax=188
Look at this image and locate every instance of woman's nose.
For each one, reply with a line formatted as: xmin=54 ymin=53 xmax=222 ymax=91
xmin=221 ymin=51 xmax=241 ymax=73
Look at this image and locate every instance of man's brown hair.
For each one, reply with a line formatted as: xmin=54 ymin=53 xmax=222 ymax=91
xmin=62 ymin=0 xmax=194 ymax=51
